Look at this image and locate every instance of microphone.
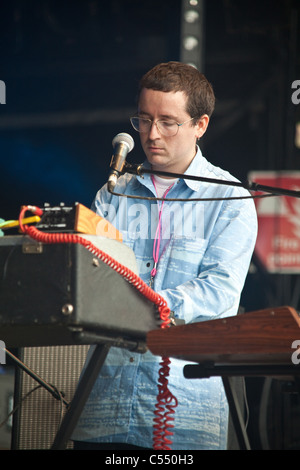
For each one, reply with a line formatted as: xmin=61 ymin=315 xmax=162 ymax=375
xmin=108 ymin=133 xmax=134 ymax=192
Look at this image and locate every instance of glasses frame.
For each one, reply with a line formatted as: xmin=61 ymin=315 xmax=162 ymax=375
xmin=130 ymin=116 xmax=196 ymax=137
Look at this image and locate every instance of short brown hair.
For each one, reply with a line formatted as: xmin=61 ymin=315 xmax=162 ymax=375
xmin=138 ymin=61 xmax=215 ymax=119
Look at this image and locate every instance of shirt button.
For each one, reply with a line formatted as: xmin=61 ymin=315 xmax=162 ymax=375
xmin=129 ymin=357 xmax=134 ymax=363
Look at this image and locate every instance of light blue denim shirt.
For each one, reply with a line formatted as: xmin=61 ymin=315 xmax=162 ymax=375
xmin=72 ymin=148 xmax=257 ymax=450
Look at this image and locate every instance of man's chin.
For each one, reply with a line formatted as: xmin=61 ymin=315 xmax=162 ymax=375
xmin=147 ymin=155 xmax=167 ymax=169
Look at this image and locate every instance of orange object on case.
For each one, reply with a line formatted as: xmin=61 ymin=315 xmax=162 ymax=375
xmin=74 ymin=203 xmax=122 ymax=241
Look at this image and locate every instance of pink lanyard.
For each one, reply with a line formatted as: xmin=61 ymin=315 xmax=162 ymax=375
xmin=150 ymin=176 xmax=174 ymax=287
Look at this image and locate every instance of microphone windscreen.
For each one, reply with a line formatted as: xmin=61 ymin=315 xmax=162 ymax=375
xmin=112 ymin=133 xmax=134 ymax=152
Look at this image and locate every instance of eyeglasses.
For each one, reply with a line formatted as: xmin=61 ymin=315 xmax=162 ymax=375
xmin=130 ymin=116 xmax=195 ymax=137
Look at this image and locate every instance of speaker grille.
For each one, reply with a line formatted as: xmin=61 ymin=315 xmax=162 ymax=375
xmin=15 ymin=345 xmax=89 ymax=449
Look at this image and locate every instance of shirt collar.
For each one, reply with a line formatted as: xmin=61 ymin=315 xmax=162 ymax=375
xmin=182 ymin=146 xmax=204 ymax=191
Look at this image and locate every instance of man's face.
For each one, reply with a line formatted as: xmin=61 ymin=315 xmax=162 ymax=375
xmin=137 ymin=88 xmax=208 ymax=175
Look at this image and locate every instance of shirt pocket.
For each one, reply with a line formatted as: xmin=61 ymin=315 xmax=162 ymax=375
xmin=162 ymin=236 xmax=208 ymax=287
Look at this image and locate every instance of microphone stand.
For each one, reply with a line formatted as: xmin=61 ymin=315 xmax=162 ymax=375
xmin=122 ymin=163 xmax=300 ymax=199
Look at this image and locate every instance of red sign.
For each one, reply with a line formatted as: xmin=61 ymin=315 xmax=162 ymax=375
xmin=249 ymin=171 xmax=300 ymax=273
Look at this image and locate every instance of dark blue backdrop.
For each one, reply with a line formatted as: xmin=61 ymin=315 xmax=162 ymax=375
xmin=1 ymin=0 xmax=299 ymax=222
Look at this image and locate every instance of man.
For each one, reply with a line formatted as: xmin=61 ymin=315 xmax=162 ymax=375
xmin=72 ymin=61 xmax=257 ymax=450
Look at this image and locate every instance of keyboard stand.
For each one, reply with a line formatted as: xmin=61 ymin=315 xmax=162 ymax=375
xmin=51 ymin=343 xmax=110 ymax=449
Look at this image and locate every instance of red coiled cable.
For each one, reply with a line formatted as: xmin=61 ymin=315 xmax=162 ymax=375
xmin=18 ymin=205 xmax=178 ymax=450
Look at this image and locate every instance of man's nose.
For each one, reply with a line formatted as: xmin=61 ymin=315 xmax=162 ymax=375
xmin=148 ymin=121 xmax=161 ymax=139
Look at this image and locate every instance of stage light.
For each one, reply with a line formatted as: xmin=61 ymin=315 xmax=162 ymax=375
xmin=183 ymin=36 xmax=199 ymax=51
xmin=180 ymin=0 xmax=204 ymax=70
xmin=184 ymin=10 xmax=200 ymax=23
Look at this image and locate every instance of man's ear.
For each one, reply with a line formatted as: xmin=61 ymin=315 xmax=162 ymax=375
xmin=196 ymin=114 xmax=210 ymax=139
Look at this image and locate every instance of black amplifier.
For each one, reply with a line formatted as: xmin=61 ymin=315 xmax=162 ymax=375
xmin=0 ymin=235 xmax=160 ymax=351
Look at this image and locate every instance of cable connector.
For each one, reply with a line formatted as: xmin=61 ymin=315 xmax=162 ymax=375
xmin=19 ymin=205 xmax=43 ymax=233
xmin=26 ymin=205 xmax=43 ymax=216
